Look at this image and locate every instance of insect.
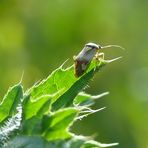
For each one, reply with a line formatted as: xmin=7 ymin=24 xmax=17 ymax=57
xmin=73 ymin=42 xmax=124 ymax=77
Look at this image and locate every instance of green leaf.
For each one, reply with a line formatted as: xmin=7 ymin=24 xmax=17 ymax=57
xmin=0 ymin=104 xmax=22 ymax=147
xmin=52 ymin=59 xmax=108 ymax=111
xmin=42 ymin=108 xmax=78 ymax=141
xmin=74 ymin=92 xmax=109 ymax=106
xmin=25 ymin=58 xmax=115 ymax=111
xmin=0 ymin=84 xmax=23 ymax=122
xmin=26 ymin=64 xmax=77 ymax=102
xmin=24 ymin=95 xmax=52 ymax=120
xmin=22 ymin=116 xmax=42 ymax=135
xmin=2 ymin=57 xmax=120 ymax=147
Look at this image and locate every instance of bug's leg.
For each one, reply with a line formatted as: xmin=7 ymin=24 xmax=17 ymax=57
xmin=94 ymin=52 xmax=104 ymax=61
xmin=94 ymin=52 xmax=105 ymax=70
xmin=97 ymin=52 xmax=104 ymax=60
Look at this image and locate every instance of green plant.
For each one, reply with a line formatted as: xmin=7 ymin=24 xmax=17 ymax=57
xmin=0 ymin=57 xmax=120 ymax=148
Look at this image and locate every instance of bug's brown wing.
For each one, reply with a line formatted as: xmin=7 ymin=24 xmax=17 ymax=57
xmin=74 ymin=60 xmax=89 ymax=77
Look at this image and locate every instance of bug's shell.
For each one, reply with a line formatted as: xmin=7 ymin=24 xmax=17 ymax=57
xmin=74 ymin=60 xmax=89 ymax=77
xmin=74 ymin=43 xmax=101 ymax=77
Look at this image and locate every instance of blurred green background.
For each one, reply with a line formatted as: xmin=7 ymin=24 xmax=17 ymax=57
xmin=0 ymin=0 xmax=148 ymax=148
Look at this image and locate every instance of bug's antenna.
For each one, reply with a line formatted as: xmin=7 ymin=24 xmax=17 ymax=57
xmin=101 ymin=45 xmax=125 ymax=50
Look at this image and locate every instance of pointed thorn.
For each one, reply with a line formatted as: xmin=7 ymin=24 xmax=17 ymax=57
xmin=60 ymin=59 xmax=69 ymax=69
xmin=106 ymin=56 xmax=122 ymax=63
xmin=19 ymin=70 xmax=24 ymax=84
xmin=92 ymin=92 xmax=109 ymax=99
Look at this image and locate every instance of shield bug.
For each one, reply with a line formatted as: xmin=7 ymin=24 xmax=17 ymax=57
xmin=73 ymin=42 xmax=124 ymax=77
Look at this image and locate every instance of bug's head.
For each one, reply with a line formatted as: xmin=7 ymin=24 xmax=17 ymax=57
xmin=85 ymin=42 xmax=125 ymax=51
xmin=85 ymin=42 xmax=101 ymax=50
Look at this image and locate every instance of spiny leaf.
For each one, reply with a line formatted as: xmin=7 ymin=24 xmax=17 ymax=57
xmin=23 ymin=89 xmax=63 ymax=120
xmin=74 ymin=92 xmax=109 ymax=106
xmin=0 ymin=84 xmax=23 ymax=122
xmin=0 ymin=56 xmax=121 ymax=147
xmin=0 ymin=104 xmax=22 ymax=147
xmin=42 ymin=108 xmax=78 ymax=141
xmin=26 ymin=65 xmax=77 ymax=102
xmin=51 ymin=59 xmax=108 ymax=111
xmin=24 ymin=95 xmax=52 ymax=120
xmin=25 ymin=58 xmax=117 ymax=111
